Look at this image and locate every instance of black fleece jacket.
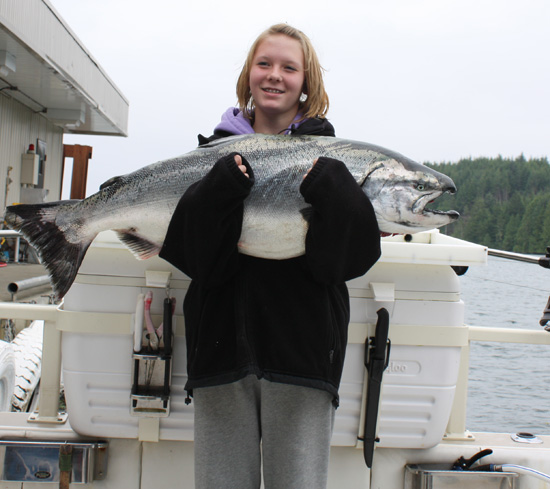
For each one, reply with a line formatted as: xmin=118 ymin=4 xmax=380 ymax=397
xmin=160 ymin=119 xmax=381 ymax=404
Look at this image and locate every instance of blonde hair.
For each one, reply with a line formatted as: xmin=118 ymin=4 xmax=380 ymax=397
xmin=236 ymin=24 xmax=329 ymax=121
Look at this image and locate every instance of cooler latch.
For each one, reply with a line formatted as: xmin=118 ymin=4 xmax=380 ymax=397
xmin=369 ymin=282 xmax=395 ymax=317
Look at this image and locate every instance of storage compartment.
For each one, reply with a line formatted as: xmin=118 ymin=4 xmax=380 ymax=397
xmin=61 ymin=230 xmax=486 ymax=445
xmin=404 ymin=464 xmax=517 ymax=488
xmin=0 ymin=441 xmax=107 ymax=483
xmin=333 ymin=262 xmax=466 ymax=448
xmin=63 ymin=332 xmax=193 ymax=441
xmin=333 ymin=232 xmax=485 ymax=449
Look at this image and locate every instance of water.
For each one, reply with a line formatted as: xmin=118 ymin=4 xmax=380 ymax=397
xmin=460 ymin=255 xmax=550 ymax=435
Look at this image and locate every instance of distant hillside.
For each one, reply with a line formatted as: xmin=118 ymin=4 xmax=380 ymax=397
xmin=426 ymin=155 xmax=550 ymax=254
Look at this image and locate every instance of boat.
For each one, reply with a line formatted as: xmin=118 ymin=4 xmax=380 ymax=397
xmin=5 ymin=5 xmax=547 ymax=485
xmin=0 ymin=228 xmax=549 ymax=488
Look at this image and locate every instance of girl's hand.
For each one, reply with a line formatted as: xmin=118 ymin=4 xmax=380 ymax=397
xmin=303 ymin=158 xmax=318 ymax=179
xmin=234 ymin=154 xmax=249 ymax=178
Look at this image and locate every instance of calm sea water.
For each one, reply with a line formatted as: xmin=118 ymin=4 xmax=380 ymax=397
xmin=460 ymin=255 xmax=550 ymax=435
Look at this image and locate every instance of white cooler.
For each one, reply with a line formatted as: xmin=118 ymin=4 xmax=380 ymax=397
xmin=61 ymin=230 xmax=486 ymax=447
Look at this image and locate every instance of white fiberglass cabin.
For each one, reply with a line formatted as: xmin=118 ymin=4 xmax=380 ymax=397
xmin=1 ymin=230 xmax=550 ymax=488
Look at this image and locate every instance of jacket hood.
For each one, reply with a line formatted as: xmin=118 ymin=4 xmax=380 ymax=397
xmin=198 ymin=108 xmax=334 ymax=146
xmin=215 ymin=107 xmax=255 ymax=135
xmin=215 ymin=107 xmax=308 ymax=136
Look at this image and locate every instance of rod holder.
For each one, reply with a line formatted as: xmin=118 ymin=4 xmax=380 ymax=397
xmin=130 ymin=352 xmax=172 ymax=417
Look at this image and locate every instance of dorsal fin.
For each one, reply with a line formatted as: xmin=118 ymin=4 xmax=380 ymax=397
xmin=99 ymin=175 xmax=122 ymax=190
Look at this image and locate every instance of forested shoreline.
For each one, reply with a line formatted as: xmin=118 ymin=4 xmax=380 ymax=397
xmin=425 ymin=155 xmax=550 ymax=254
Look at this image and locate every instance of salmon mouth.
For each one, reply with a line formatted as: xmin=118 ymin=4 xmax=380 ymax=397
xmin=413 ymin=192 xmax=459 ymax=219
xmin=426 ymin=208 xmax=460 ymax=219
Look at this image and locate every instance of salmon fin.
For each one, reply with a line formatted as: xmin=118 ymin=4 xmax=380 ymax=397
xmin=115 ymin=230 xmax=161 ymax=260
xmin=4 ymin=202 xmax=95 ymax=299
xmin=99 ymin=175 xmax=123 ymax=190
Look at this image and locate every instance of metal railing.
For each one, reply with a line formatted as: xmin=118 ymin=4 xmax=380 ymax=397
xmin=445 ymin=325 xmax=550 ymax=441
xmin=0 ymin=298 xmax=547 ymax=440
xmin=445 ymin=246 xmax=550 ymax=440
xmin=0 ymin=244 xmax=546 ymax=441
xmin=0 ymin=302 xmax=61 ymax=422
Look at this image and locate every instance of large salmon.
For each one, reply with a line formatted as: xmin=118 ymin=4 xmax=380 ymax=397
xmin=5 ymin=134 xmax=458 ymax=298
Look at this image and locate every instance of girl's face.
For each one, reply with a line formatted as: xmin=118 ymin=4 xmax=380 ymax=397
xmin=249 ymin=34 xmax=305 ymax=122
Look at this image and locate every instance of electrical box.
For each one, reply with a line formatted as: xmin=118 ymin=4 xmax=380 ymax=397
xmin=21 ymin=153 xmax=39 ymax=185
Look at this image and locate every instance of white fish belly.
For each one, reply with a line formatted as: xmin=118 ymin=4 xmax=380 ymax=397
xmin=239 ymin=211 xmax=308 ymax=259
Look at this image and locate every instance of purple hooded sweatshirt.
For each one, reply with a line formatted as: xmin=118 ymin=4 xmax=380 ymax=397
xmin=214 ymin=107 xmax=306 ymax=135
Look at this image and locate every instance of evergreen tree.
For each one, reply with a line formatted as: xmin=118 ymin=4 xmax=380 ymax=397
xmin=426 ymin=156 xmax=550 ymax=253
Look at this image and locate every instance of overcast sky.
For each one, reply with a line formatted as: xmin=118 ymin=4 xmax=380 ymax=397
xmin=50 ymin=0 xmax=550 ymax=197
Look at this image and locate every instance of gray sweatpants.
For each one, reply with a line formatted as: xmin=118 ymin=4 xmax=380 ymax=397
xmin=193 ymin=375 xmax=335 ymax=489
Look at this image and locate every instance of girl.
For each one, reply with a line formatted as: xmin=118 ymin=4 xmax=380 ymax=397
xmin=160 ymin=24 xmax=381 ymax=489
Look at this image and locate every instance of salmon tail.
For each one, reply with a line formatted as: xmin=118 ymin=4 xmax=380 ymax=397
xmin=4 ymin=201 xmax=96 ymax=299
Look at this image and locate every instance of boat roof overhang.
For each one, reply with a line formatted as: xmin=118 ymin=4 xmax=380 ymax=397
xmin=0 ymin=0 xmax=128 ymax=136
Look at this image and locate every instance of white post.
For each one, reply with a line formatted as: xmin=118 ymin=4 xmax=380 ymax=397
xmin=35 ymin=319 xmax=63 ymax=420
xmin=444 ymin=341 xmax=474 ymax=441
